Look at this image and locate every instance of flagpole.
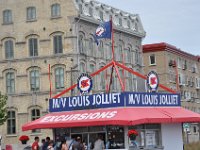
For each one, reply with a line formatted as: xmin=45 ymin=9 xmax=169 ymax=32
xmin=111 ymin=17 xmax=115 ymax=60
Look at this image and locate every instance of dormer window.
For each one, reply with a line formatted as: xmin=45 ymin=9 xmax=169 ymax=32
xmin=89 ymin=7 xmax=93 ymax=16
xmin=99 ymin=11 xmax=103 ymax=21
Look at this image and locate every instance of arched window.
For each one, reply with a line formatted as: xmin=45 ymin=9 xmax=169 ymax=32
xmin=51 ymin=3 xmax=60 ymax=17
xmin=80 ymin=62 xmax=86 ymax=73
xmin=7 ymin=110 xmax=16 ymax=134
xmin=98 ymin=41 xmax=104 ymax=58
xmin=31 ymin=109 xmax=41 ymax=133
xmin=3 ymin=9 xmax=12 ymax=24
xmin=5 ymin=40 xmax=14 ymax=59
xmin=79 ymin=34 xmax=85 ymax=54
xmin=55 ymin=67 xmax=64 ymax=89
xmin=90 ymin=64 xmax=95 ymax=89
xmin=100 ymin=68 xmax=105 ymax=90
xmin=29 ymin=38 xmax=38 ymax=57
xmin=30 ymin=70 xmax=40 ymax=91
xmin=126 ymin=46 xmax=132 ymax=63
xmin=53 ymin=34 xmax=63 ymax=54
xmin=6 ymin=72 xmax=15 ymax=94
xmin=88 ymin=38 xmax=94 ymax=56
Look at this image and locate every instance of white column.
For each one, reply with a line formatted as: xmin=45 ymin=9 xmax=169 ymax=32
xmin=161 ymin=123 xmax=183 ymax=150
xmin=124 ymin=126 xmax=129 ymax=149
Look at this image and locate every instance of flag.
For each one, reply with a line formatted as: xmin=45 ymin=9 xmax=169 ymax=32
xmin=93 ymin=21 xmax=112 ymax=45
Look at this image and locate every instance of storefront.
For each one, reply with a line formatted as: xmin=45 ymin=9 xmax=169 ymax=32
xmin=22 ymin=92 xmax=200 ymax=150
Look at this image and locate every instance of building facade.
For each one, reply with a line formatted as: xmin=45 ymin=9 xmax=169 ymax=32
xmin=0 ymin=0 xmax=145 ymax=145
xmin=143 ymin=42 xmax=200 ymax=143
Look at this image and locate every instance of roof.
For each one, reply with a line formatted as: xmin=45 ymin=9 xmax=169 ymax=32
xmin=143 ymin=42 xmax=199 ymax=61
xmin=22 ymin=107 xmax=200 ymax=131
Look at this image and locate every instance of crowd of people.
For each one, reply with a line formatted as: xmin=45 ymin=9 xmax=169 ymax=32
xmin=30 ymin=135 xmax=105 ymax=150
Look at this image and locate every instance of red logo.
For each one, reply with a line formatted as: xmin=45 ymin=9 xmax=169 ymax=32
xmin=81 ymin=79 xmax=90 ymax=88
xmin=150 ymin=77 xmax=157 ymax=85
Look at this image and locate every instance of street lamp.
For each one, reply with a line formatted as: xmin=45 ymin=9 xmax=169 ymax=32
xmin=71 ymin=64 xmax=78 ymax=96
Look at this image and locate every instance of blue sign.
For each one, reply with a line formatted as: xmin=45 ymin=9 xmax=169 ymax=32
xmin=49 ymin=92 xmax=181 ymax=112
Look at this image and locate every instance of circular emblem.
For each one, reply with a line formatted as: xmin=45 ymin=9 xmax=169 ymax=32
xmin=147 ymin=71 xmax=159 ymax=92
xmin=77 ymin=73 xmax=93 ymax=94
xmin=95 ymin=26 xmax=105 ymax=37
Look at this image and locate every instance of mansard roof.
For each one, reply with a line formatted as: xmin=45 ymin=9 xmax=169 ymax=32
xmin=74 ymin=0 xmax=146 ymax=37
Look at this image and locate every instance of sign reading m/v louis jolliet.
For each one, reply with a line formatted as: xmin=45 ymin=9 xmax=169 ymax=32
xmin=49 ymin=92 xmax=181 ymax=112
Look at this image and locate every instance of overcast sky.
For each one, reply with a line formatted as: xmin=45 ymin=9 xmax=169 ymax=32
xmin=98 ymin=0 xmax=200 ymax=56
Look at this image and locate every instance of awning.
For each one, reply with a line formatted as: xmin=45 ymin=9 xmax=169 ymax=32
xmin=22 ymin=107 xmax=200 ymax=131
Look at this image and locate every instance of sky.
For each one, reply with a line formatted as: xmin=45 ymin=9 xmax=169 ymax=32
xmin=98 ymin=0 xmax=200 ymax=56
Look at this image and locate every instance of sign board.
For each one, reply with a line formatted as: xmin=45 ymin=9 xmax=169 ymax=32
xmin=49 ymin=92 xmax=181 ymax=112
xmin=147 ymin=71 xmax=159 ymax=92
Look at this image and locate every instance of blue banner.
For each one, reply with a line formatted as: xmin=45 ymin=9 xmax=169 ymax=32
xmin=49 ymin=92 xmax=181 ymax=112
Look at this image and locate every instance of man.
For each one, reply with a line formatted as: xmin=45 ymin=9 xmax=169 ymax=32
xmin=93 ymin=135 xmax=105 ymax=150
xmin=42 ymin=137 xmax=50 ymax=150
xmin=72 ymin=137 xmax=85 ymax=150
xmin=32 ymin=136 xmax=40 ymax=150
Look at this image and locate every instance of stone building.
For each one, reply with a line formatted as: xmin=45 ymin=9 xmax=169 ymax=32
xmin=143 ymin=42 xmax=200 ymax=143
xmin=0 ymin=0 xmax=145 ymax=145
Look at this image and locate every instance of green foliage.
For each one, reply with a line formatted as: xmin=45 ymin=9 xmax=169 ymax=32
xmin=0 ymin=92 xmax=7 ymax=125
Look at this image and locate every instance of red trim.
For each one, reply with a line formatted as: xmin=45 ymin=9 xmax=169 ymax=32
xmin=143 ymin=42 xmax=199 ymax=61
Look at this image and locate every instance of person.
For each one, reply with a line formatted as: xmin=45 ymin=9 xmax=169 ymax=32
xmin=47 ymin=140 xmax=54 ymax=150
xmin=72 ymin=137 xmax=85 ymax=150
xmin=60 ymin=139 xmax=68 ymax=150
xmin=67 ymin=137 xmax=75 ymax=150
xmin=43 ymin=137 xmax=50 ymax=150
xmin=93 ymin=135 xmax=105 ymax=150
xmin=40 ymin=139 xmax=45 ymax=150
xmin=32 ymin=136 xmax=40 ymax=150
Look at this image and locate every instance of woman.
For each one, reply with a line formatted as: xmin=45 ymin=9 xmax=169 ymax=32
xmin=60 ymin=139 xmax=68 ymax=150
xmin=47 ymin=140 xmax=54 ymax=150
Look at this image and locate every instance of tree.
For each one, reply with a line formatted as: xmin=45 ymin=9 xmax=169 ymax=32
xmin=0 ymin=92 xmax=7 ymax=125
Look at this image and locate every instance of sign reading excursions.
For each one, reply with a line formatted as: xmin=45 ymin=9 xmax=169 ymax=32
xmin=49 ymin=92 xmax=181 ymax=112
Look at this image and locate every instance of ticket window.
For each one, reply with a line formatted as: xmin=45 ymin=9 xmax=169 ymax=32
xmin=107 ymin=126 xmax=125 ymax=149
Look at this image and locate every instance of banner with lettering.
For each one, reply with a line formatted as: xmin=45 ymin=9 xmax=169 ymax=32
xmin=49 ymin=92 xmax=180 ymax=112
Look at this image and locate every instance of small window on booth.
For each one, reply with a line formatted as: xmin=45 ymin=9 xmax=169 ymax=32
xmin=149 ymin=54 xmax=156 ymax=65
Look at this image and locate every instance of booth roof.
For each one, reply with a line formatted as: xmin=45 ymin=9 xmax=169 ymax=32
xmin=22 ymin=107 xmax=200 ymax=131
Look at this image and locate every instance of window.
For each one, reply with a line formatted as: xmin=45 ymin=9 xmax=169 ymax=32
xmin=51 ymin=3 xmax=60 ymax=17
xmin=127 ymin=20 xmax=130 ymax=28
xmin=30 ymin=70 xmax=40 ymax=91
xmin=119 ymin=18 xmax=122 ymax=26
xmin=3 ymin=10 xmax=12 ymax=24
xmin=149 ymin=54 xmax=156 ymax=65
xmin=129 ymin=124 xmax=161 ymax=148
xmin=53 ymin=35 xmax=63 ymax=54
xmin=6 ymin=72 xmax=15 ymax=94
xmin=99 ymin=11 xmax=103 ymax=21
xmin=7 ymin=111 xmax=16 ymax=134
xmin=31 ymin=109 xmax=40 ymax=133
xmin=27 ymin=7 xmax=36 ymax=20
xmin=88 ymin=38 xmax=94 ymax=56
xmin=135 ymin=50 xmax=140 ymax=64
xmin=90 ymin=64 xmax=95 ymax=89
xmin=79 ymin=4 xmax=83 ymax=14
xmin=89 ymin=7 xmax=93 ymax=16
xmin=79 ymin=34 xmax=85 ymax=54
xmin=80 ymin=63 xmax=86 ymax=73
xmin=127 ymin=47 xmax=131 ymax=63
xmin=55 ymin=67 xmax=64 ymax=89
xmin=100 ymin=70 xmax=105 ymax=90
xmin=99 ymin=41 xmax=104 ymax=58
xmin=29 ymin=38 xmax=38 ymax=57
xmin=5 ymin=40 xmax=14 ymax=59
xmin=119 ymin=44 xmax=123 ymax=61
